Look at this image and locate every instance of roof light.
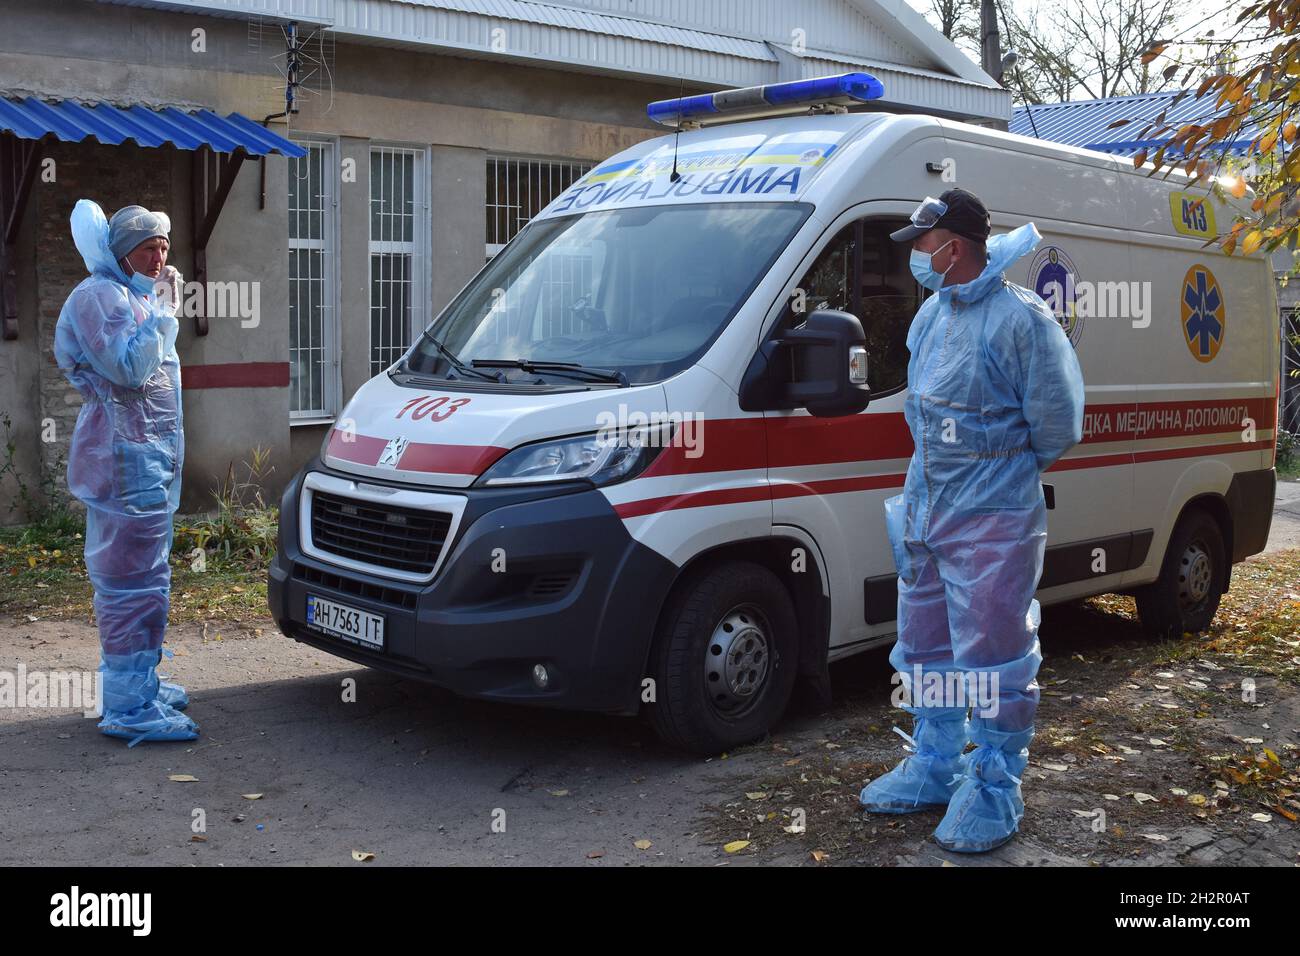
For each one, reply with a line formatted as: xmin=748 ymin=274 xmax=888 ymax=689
xmin=647 ymin=72 xmax=885 ymax=127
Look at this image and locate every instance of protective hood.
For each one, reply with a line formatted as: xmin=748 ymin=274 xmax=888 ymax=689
xmin=946 ymin=222 xmax=1042 ymax=304
xmin=70 ymin=198 xmax=133 ymax=287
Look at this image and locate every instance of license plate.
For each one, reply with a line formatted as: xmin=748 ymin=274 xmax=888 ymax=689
xmin=306 ymin=594 xmax=385 ymax=650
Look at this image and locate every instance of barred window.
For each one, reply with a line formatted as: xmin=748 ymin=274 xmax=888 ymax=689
xmin=288 ymin=139 xmax=337 ymax=418
xmin=486 ymin=155 xmax=591 ymax=259
xmin=370 ymin=146 xmax=428 ymax=376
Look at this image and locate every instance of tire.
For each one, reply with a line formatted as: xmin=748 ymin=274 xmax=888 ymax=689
xmin=646 ymin=561 xmax=799 ymax=755
xmin=1135 ymin=508 xmax=1227 ymax=638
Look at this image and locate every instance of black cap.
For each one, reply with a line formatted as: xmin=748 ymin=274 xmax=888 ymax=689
xmin=890 ymin=188 xmax=991 ymax=243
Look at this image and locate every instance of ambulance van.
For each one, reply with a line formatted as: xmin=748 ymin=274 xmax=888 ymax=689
xmin=268 ymin=73 xmax=1279 ymax=754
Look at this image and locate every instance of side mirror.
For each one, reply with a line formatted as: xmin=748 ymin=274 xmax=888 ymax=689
xmin=740 ymin=309 xmax=871 ymax=417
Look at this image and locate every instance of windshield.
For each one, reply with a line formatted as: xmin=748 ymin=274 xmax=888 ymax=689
xmin=400 ymin=202 xmax=812 ymax=385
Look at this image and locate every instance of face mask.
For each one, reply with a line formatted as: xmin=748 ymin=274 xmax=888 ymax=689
xmin=123 ymin=262 xmax=158 ymax=297
xmin=909 ymin=238 xmax=957 ymax=291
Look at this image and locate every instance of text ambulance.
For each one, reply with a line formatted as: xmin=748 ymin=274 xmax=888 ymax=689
xmin=269 ymin=74 xmax=1279 ymax=753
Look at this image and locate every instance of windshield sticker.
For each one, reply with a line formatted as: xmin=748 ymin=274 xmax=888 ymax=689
xmin=547 ymin=130 xmax=848 ymax=214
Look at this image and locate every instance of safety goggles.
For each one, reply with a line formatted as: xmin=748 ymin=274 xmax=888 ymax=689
xmin=906 ymin=196 xmax=948 ymax=231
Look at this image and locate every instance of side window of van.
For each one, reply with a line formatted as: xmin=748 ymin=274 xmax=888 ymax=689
xmin=778 ymin=217 xmax=919 ymax=397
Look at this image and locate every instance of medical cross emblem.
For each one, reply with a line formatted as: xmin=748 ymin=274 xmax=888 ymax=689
xmin=1181 ymin=265 xmax=1225 ymax=363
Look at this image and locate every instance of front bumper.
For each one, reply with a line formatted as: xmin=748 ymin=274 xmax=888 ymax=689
xmin=268 ymin=460 xmax=678 ymax=714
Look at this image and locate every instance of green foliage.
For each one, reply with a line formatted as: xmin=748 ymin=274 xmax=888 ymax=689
xmin=173 ymin=446 xmax=279 ymax=571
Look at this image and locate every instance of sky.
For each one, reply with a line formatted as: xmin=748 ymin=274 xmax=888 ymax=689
xmin=901 ymin=0 xmax=1255 ymax=99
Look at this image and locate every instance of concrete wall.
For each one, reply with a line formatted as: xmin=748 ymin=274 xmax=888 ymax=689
xmin=178 ymin=149 xmax=292 ymax=513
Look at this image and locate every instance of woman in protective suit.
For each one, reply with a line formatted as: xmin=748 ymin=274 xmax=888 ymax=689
xmin=55 ymin=199 xmax=199 ymax=746
xmin=858 ymin=189 xmax=1084 ymax=852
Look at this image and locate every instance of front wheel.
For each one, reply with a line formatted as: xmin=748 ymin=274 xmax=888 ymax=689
xmin=1135 ymin=508 xmax=1227 ymax=638
xmin=645 ymin=561 xmax=799 ymax=755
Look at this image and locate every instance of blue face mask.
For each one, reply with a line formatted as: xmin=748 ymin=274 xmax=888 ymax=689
xmin=123 ymin=262 xmax=159 ymax=298
xmin=909 ymin=239 xmax=956 ymax=291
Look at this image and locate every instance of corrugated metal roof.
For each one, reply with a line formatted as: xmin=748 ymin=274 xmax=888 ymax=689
xmin=354 ymin=0 xmax=776 ymax=61
xmin=1011 ymin=89 xmax=1257 ymax=156
xmin=96 ymin=0 xmax=1008 ymax=122
xmin=0 ymin=96 xmax=308 ymax=156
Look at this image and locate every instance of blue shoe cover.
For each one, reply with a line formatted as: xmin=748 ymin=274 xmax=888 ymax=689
xmin=157 ymin=648 xmax=189 ymax=711
xmin=933 ymin=719 xmax=1032 ymax=852
xmin=99 ymin=650 xmax=199 ymax=747
xmin=860 ymin=706 xmax=968 ymax=814
xmin=100 ymin=701 xmax=199 ymax=747
xmin=157 ymin=681 xmax=189 ymax=711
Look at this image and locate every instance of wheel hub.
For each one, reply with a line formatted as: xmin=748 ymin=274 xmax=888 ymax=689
xmin=1178 ymin=541 xmax=1212 ymax=606
xmin=704 ymin=605 xmax=771 ymax=714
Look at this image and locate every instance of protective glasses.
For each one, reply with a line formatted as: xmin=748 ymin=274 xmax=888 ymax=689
xmin=115 ymin=210 xmax=172 ymax=236
xmin=906 ymin=196 xmax=948 ymax=231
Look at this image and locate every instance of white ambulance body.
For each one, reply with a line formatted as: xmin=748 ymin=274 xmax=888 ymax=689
xmin=269 ymin=76 xmax=1279 ymax=754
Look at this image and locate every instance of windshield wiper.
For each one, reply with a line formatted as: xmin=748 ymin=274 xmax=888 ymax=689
xmin=418 ymin=330 xmax=501 ymax=382
xmin=470 ymin=359 xmax=628 ymax=386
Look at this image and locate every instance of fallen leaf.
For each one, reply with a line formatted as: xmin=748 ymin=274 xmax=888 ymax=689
xmin=810 ymin=850 xmax=829 ymax=863
xmin=241 ymin=793 xmax=263 ymax=800
xmin=634 ymin=839 xmax=653 ymax=850
xmin=745 ymin=792 xmax=769 ymax=801
xmin=723 ymin=840 xmax=750 ymax=853
xmin=586 ymin=850 xmax=604 ymax=859
xmin=169 ymin=774 xmax=198 ymax=783
xmin=549 ymin=789 xmax=569 ymax=797
xmin=351 ymin=850 xmax=375 ymax=862
xmin=1134 ymin=792 xmax=1158 ymax=804
xmin=1250 ymin=813 xmax=1273 ymax=823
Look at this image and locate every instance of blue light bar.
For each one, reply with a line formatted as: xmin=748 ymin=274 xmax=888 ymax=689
xmin=647 ymin=72 xmax=885 ymax=127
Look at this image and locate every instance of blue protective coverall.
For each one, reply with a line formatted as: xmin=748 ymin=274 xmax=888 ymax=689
xmin=859 ymin=223 xmax=1085 ymax=852
xmin=54 ymin=199 xmax=198 ymax=746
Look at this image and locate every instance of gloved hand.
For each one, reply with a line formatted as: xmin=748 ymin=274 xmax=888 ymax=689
xmin=155 ymin=265 xmax=184 ymax=317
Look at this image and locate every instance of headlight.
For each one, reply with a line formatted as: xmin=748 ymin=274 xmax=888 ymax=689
xmin=476 ymin=425 xmax=673 ymax=487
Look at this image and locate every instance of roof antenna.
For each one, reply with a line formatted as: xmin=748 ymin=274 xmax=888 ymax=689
xmin=670 ymin=74 xmax=685 ymax=183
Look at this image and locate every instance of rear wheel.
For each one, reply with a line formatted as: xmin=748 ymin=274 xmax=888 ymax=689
xmin=646 ymin=561 xmax=799 ymax=755
xmin=1135 ymin=508 xmax=1227 ymax=638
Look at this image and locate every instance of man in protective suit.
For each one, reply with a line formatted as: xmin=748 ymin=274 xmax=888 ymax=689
xmin=859 ymin=189 xmax=1084 ymax=852
xmin=55 ymin=200 xmax=199 ymax=746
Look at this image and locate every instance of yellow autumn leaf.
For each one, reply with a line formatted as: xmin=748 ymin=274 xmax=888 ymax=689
xmin=168 ymin=774 xmax=198 ymax=783
xmin=723 ymin=840 xmax=751 ymax=853
xmin=634 ymin=839 xmax=653 ymax=850
xmin=1229 ymin=177 xmax=1248 ymax=198
xmin=1285 ymin=122 xmax=1298 ymax=143
xmin=1242 ymin=231 xmax=1264 ymax=254
xmin=1259 ymin=132 xmax=1278 ymax=153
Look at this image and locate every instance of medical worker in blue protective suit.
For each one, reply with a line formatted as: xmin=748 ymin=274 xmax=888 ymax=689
xmin=858 ymin=189 xmax=1084 ymax=852
xmin=54 ymin=200 xmax=198 ymax=746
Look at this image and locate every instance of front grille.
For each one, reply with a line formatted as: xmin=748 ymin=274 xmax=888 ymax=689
xmin=310 ymin=491 xmax=452 ymax=576
xmin=293 ymin=563 xmax=418 ymax=610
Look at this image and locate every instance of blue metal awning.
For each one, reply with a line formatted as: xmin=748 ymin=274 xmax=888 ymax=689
xmin=0 ymin=96 xmax=307 ymax=157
